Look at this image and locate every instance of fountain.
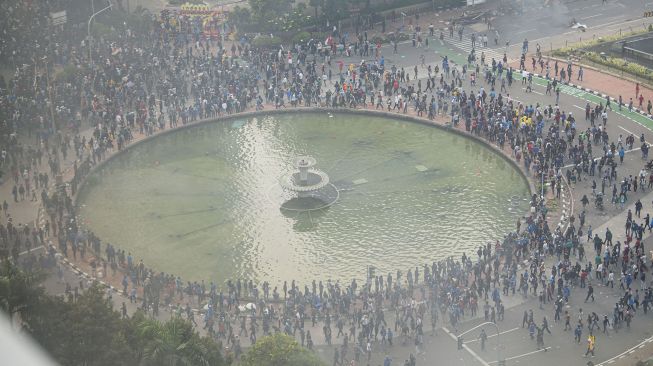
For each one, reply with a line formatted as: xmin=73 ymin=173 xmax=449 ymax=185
xmin=278 ymin=156 xmax=339 ymax=211
xmin=77 ymin=113 xmax=530 ymax=283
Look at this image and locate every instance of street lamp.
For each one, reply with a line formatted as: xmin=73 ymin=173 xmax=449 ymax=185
xmin=87 ymin=1 xmax=113 ymax=67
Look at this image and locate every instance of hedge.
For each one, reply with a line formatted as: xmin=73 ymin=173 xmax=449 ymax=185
xmin=551 ymin=29 xmax=649 ymax=57
xmin=549 ymin=28 xmax=653 ymax=80
xmin=375 ymin=0 xmax=465 ymax=13
xmin=168 ymin=0 xmax=204 ymax=4
xmin=584 ymin=51 xmax=652 ymax=80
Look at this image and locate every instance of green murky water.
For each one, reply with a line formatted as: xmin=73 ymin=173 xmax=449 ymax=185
xmin=77 ymin=112 xmax=530 ymax=285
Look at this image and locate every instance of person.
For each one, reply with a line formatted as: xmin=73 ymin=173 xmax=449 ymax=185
xmin=585 ymin=334 xmax=595 ymax=357
xmin=384 ymin=355 xmax=392 ymax=366
xmin=536 ymin=325 xmax=545 ymax=350
xmin=581 ymin=194 xmax=590 ymax=208
xmin=479 ymin=329 xmax=488 ymax=351
xmin=307 ymin=330 xmax=313 ymax=350
xmin=542 ymin=317 xmax=552 ymax=334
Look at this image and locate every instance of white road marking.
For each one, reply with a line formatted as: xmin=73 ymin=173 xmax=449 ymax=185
xmin=581 ymin=14 xmax=603 ymax=20
xmin=443 ymin=327 xmax=491 ymax=366
xmin=573 ymin=105 xmax=585 ymax=110
xmin=515 ymin=28 xmax=536 ymax=34
xmin=618 ymin=125 xmax=634 ymax=135
xmin=562 ymin=147 xmax=641 ymax=169
xmin=464 ymin=327 xmax=520 ymax=344
xmin=522 ymin=88 xmax=543 ymax=95
xmin=596 ymin=334 xmax=653 ymax=366
xmin=18 ymin=245 xmax=44 ymax=257
xmin=488 ymin=347 xmax=550 ymax=364
xmin=599 ymin=17 xmax=629 ymax=29
xmin=595 ymin=17 xmax=651 ymax=31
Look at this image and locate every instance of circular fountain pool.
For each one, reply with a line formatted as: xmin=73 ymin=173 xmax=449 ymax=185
xmin=77 ymin=112 xmax=530 ymax=284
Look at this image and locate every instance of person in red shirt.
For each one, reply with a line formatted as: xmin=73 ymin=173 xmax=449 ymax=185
xmin=639 ymin=93 xmax=644 ymax=108
xmin=636 ymin=82 xmax=640 ymax=98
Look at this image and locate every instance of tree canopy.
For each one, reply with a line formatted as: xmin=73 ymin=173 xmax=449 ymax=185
xmin=0 ymin=262 xmax=226 ymax=366
xmin=248 ymin=0 xmax=294 ymax=24
xmin=240 ymin=333 xmax=326 ymax=366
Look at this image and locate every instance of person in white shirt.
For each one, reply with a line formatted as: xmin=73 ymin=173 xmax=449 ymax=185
xmin=607 ymin=270 xmax=614 ymax=288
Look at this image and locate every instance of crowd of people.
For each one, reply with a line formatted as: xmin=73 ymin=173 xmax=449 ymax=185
xmin=2 ymin=1 xmax=653 ymax=365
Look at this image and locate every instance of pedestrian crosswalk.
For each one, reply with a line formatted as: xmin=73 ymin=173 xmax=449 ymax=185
xmin=440 ymin=35 xmax=508 ymax=64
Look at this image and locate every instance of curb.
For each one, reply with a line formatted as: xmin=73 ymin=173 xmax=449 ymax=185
xmin=517 ymin=69 xmax=653 ymax=120
xmin=57 ymin=108 xmax=540 ymax=315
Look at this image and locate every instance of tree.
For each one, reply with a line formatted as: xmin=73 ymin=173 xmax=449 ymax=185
xmin=1 ymin=263 xmax=226 ymax=366
xmin=137 ymin=315 xmax=225 ymax=366
xmin=228 ymin=6 xmax=251 ymax=27
xmin=248 ymin=0 xmax=293 ymax=24
xmin=0 ymin=261 xmax=46 ymax=322
xmin=323 ymin=0 xmax=346 ymax=24
xmin=27 ymin=285 xmax=135 ymax=366
xmin=248 ymin=0 xmax=294 ymax=30
xmin=308 ymin=0 xmax=323 ymax=20
xmin=240 ymin=334 xmax=326 ymax=366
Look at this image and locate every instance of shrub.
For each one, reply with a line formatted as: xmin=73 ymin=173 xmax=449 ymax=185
xmin=168 ymin=0 xmax=204 ymax=4
xmin=252 ymin=36 xmax=283 ymax=48
xmin=584 ymin=51 xmax=653 ymax=80
xmin=292 ymin=31 xmax=312 ymax=44
xmin=552 ymin=29 xmax=649 ymax=57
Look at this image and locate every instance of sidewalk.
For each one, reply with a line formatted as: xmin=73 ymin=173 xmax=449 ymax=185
xmin=509 ymin=56 xmax=653 ymax=112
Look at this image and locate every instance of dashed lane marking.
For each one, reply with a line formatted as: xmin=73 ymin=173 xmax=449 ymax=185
xmin=618 ymin=125 xmax=634 ymax=135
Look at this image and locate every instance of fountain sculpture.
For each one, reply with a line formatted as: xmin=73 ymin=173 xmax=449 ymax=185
xmin=278 ymin=156 xmax=339 ymax=211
